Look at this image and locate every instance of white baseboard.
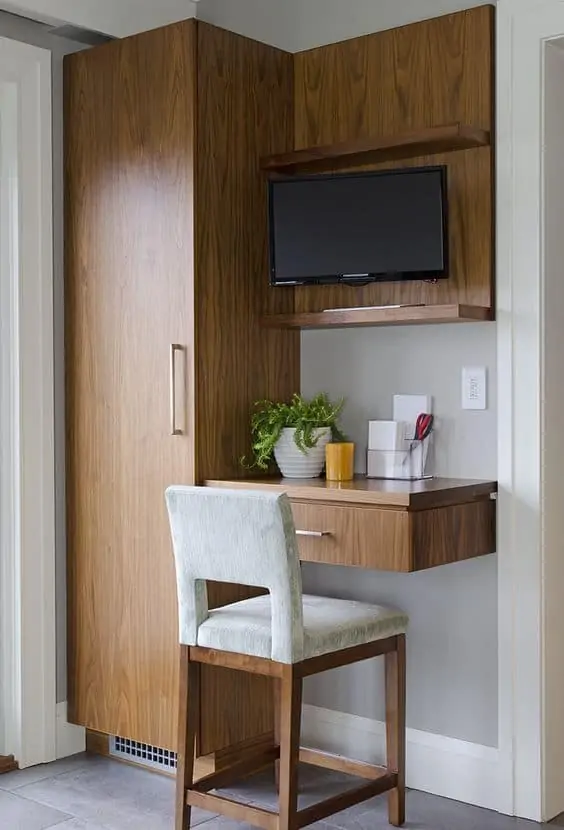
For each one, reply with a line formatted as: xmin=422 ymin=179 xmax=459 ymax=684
xmin=301 ymin=704 xmax=508 ymax=814
xmin=55 ymin=702 xmax=86 ymax=759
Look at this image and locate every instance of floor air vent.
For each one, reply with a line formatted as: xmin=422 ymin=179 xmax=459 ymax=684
xmin=109 ymin=736 xmax=177 ymax=773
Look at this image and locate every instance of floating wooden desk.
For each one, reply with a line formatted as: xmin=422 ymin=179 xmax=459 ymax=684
xmin=206 ymin=477 xmax=497 ymax=573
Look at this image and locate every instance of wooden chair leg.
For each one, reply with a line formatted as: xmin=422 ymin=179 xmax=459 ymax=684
xmin=278 ymin=665 xmax=302 ymax=830
xmin=385 ymin=634 xmax=406 ymax=827
xmin=274 ymin=676 xmax=281 ymax=792
xmin=176 ymin=646 xmax=200 ymax=830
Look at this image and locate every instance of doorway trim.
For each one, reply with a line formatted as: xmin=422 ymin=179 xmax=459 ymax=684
xmin=0 ymin=36 xmax=57 ymax=768
xmin=497 ymin=0 xmax=564 ymax=821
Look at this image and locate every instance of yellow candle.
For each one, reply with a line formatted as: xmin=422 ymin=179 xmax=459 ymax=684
xmin=325 ymin=442 xmax=355 ymax=482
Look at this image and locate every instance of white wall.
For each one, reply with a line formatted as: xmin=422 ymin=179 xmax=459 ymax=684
xmin=0 ymin=0 xmax=198 ymax=37
xmin=542 ymin=39 xmax=564 ymax=822
xmin=301 ymin=323 xmax=498 ymax=745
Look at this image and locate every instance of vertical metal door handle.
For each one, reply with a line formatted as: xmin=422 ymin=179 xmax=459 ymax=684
xmin=170 ymin=344 xmax=183 ymax=436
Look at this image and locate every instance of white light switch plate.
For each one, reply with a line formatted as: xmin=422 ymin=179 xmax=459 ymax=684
xmin=462 ymin=367 xmax=487 ymax=410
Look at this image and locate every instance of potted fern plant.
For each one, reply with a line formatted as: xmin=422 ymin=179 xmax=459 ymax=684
xmin=246 ymin=393 xmax=345 ymax=478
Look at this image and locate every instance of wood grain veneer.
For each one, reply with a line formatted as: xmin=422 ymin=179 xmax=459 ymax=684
xmin=261 ymin=123 xmax=490 ymax=173
xmin=206 ymin=476 xmax=497 ymax=509
xmin=65 ymin=22 xmax=197 ymax=749
xmin=412 ymin=499 xmax=496 ymax=569
xmin=262 ymin=304 xmax=493 ymax=330
xmin=0 ymin=755 xmax=17 ymax=774
xmin=291 ymin=499 xmax=495 ymax=572
xmin=291 ymin=502 xmax=411 ymax=571
xmin=207 ymin=478 xmax=497 ymax=572
xmin=292 ymin=5 xmax=495 ymax=314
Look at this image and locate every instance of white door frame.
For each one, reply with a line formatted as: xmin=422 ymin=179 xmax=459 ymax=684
xmin=0 ymin=35 xmax=57 ymax=769
xmin=497 ymin=0 xmax=564 ymax=821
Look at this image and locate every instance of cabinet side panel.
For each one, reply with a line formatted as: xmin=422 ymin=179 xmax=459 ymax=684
xmin=65 ymin=22 xmax=196 ymax=748
xmin=411 ymin=500 xmax=496 ymax=570
xmin=195 ymin=22 xmax=299 ymax=482
xmin=195 ymin=22 xmax=297 ymax=754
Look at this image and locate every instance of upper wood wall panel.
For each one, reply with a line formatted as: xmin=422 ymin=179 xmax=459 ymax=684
xmin=292 ymin=6 xmax=494 ymax=313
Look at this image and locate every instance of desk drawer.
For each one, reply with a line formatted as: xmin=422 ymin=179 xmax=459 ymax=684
xmin=290 ymin=501 xmax=411 ymax=572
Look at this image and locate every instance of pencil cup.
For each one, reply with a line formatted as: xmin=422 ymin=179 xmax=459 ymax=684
xmin=366 ymin=435 xmax=431 ymax=480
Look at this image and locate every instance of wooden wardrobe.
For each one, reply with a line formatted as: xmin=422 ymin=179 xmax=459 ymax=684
xmin=64 ymin=20 xmax=299 ymax=757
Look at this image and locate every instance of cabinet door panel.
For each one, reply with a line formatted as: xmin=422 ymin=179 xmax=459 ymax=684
xmin=65 ymin=22 xmax=196 ymax=748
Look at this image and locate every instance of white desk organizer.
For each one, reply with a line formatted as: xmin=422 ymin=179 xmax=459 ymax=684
xmin=367 ymin=437 xmax=431 ymax=480
xmin=366 ymin=404 xmax=433 ymax=481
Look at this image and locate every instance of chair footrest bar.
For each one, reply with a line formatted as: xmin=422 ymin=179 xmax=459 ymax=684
xmin=296 ymin=774 xmax=398 ymax=828
xmin=193 ymin=746 xmax=280 ymax=793
xmin=186 ymin=790 xmax=278 ymax=830
xmin=299 ymin=747 xmax=389 ymax=781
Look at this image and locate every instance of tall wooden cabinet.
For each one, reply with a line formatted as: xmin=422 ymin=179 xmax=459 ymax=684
xmin=64 ymin=20 xmax=298 ymax=754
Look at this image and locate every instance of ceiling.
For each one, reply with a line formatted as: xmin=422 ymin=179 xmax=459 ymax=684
xmin=0 ymin=0 xmax=198 ymax=37
xmin=0 ymin=0 xmax=496 ymax=48
xmin=196 ymin=0 xmax=495 ymax=52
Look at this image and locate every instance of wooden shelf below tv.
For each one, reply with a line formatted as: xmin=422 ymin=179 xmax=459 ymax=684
xmin=261 ymin=304 xmax=493 ymax=330
xmin=260 ymin=123 xmax=490 ymax=174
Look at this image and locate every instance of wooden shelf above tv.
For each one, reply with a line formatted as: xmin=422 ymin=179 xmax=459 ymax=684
xmin=260 ymin=123 xmax=490 ymax=174
xmin=261 ymin=304 xmax=493 ymax=330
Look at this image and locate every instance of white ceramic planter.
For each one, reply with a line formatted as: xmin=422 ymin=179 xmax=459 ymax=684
xmin=274 ymin=427 xmax=332 ymax=479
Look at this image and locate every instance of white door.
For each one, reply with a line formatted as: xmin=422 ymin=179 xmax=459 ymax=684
xmin=0 ymin=35 xmax=55 ymax=769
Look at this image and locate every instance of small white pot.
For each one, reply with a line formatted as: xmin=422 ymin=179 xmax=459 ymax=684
xmin=274 ymin=427 xmax=332 ymax=479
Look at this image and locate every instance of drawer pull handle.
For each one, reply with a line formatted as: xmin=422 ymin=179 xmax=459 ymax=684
xmin=296 ymin=530 xmax=332 ymax=538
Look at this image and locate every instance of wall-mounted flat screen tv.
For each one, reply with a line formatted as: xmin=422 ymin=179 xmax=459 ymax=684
xmin=268 ymin=166 xmax=448 ymax=286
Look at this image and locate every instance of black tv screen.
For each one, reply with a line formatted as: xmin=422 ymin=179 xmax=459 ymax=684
xmin=268 ymin=166 xmax=448 ymax=286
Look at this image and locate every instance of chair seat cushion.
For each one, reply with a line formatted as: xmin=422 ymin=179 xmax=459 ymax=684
xmin=196 ymin=594 xmax=408 ymax=663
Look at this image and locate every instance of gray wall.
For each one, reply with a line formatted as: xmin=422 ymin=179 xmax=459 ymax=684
xmin=301 ymin=323 xmax=498 ymax=747
xmin=0 ymin=10 xmax=84 ymax=703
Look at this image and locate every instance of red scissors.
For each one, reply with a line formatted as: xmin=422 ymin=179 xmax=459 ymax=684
xmin=414 ymin=413 xmax=434 ymax=441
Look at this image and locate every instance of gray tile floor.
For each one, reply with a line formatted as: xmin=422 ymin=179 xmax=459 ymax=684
xmin=0 ymin=753 xmax=559 ymax=830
